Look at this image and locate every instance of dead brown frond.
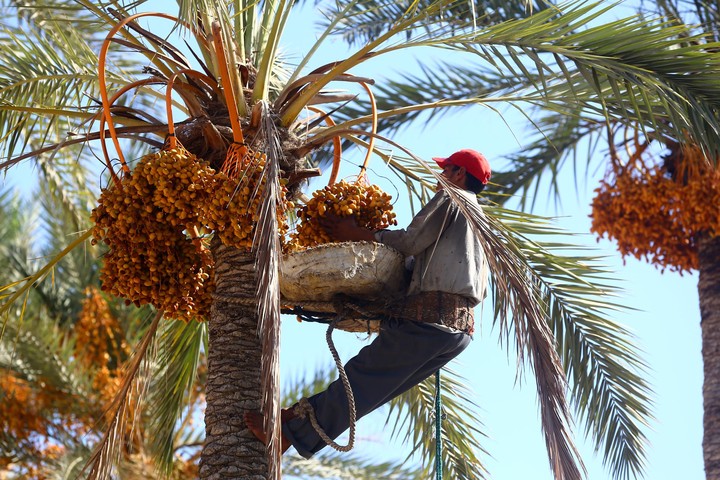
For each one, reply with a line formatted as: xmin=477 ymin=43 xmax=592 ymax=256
xmin=438 ymin=174 xmax=586 ymax=480
xmin=82 ymin=311 xmax=162 ymax=480
xmin=253 ymin=100 xmax=283 ymax=480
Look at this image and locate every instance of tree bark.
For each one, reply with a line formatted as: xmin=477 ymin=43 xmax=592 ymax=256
xmin=199 ymin=242 xmax=267 ymax=479
xmin=700 ymin=233 xmax=720 ymax=480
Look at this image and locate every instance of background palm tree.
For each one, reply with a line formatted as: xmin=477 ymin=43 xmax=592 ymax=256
xmin=2 ymin=0 xmax=720 ymax=479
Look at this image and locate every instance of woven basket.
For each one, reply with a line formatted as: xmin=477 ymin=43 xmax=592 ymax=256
xmin=280 ymin=242 xmax=406 ymax=332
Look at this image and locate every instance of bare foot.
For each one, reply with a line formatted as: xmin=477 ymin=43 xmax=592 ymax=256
xmin=244 ymin=410 xmax=293 ymax=454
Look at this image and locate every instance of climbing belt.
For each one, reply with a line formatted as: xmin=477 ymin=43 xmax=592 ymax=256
xmin=435 ymin=369 xmax=443 ymax=480
xmin=293 ymin=313 xmax=357 ymax=452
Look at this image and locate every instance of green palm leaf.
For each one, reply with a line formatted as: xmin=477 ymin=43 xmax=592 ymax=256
xmin=0 ymin=318 xmax=92 ymax=399
xmin=321 ymin=0 xmax=547 ymax=47
xmin=485 ymin=205 xmax=651 ymax=480
xmin=449 ymin=1 xmax=720 ymax=154
xmin=146 ymin=318 xmax=206 ymax=475
xmin=387 ymin=367 xmax=490 ymax=479
xmin=283 ymin=451 xmax=424 ymax=479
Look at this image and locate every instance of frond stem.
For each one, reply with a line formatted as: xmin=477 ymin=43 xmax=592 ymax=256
xmin=165 ymin=69 xmax=221 ymax=150
xmin=211 ymin=21 xmax=246 ymax=148
xmin=307 ymin=106 xmax=342 ymax=186
xmin=97 ymin=12 xmax=187 ymax=177
xmin=358 ymin=82 xmax=378 ymax=177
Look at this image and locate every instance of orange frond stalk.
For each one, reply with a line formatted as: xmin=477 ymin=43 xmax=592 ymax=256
xmin=358 ymin=82 xmax=377 ymax=179
xmin=308 ymin=106 xmax=342 ymax=186
xmin=165 ymin=69 xmax=221 ymax=150
xmin=98 ymin=12 xmax=185 ymax=177
xmin=97 ymin=78 xmax=166 ymax=184
xmin=211 ymin=20 xmax=246 ymax=149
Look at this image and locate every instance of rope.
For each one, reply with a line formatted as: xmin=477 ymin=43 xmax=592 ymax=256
xmin=293 ymin=313 xmax=357 ymax=452
xmin=435 ymin=369 xmax=443 ymax=480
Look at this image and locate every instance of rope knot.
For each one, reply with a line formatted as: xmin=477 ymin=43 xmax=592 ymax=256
xmin=293 ymin=398 xmax=311 ymax=420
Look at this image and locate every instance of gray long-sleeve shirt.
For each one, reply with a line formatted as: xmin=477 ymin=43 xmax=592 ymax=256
xmin=375 ymin=189 xmax=488 ymax=306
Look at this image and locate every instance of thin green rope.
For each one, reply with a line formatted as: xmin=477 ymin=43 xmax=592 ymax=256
xmin=435 ymin=369 xmax=443 ymax=480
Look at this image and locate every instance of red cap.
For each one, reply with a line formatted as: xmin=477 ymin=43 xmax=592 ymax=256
xmin=433 ymin=149 xmax=491 ymax=184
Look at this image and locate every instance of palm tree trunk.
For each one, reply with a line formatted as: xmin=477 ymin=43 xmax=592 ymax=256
xmin=700 ymin=233 xmax=720 ymax=480
xmin=199 ymin=242 xmax=267 ymax=479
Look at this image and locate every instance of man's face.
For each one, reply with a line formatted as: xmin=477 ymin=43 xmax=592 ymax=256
xmin=438 ymin=164 xmax=466 ymax=190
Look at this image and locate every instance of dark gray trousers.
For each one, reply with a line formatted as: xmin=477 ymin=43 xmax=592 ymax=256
xmin=283 ymin=317 xmax=472 ymax=458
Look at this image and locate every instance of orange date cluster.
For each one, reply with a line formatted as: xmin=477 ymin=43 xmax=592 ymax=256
xmin=590 ymin=144 xmax=720 ymax=274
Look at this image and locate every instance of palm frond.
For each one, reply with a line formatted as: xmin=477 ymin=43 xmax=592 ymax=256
xmin=489 ymin=113 xmax=602 ymax=210
xmin=0 ymin=20 xmax=142 ymax=163
xmin=252 ymin=0 xmax=294 ymax=102
xmin=386 ymin=366 xmax=489 ymax=480
xmin=5 ymin=0 xmax=112 ymax=34
xmin=254 ymin=100 xmax=285 ymax=479
xmin=644 ymin=0 xmax=720 ymax=41
xmin=0 ymin=2 xmax=181 ymax=173
xmin=146 ymin=318 xmax=205 ymax=476
xmin=0 ymin=315 xmax=94 ymax=475
xmin=283 ymin=450 xmax=424 ymax=479
xmin=330 ymin=61 xmax=527 ymax=138
xmin=47 ymin=442 xmax=94 ymax=480
xmin=34 ymin=158 xmax=102 ymax=309
xmin=83 ymin=310 xmax=162 ymax=480
xmin=440 ymin=181 xmax=586 ymax=480
xmin=0 ymin=229 xmax=93 ymax=338
xmin=0 ymin=189 xmax=37 ymax=284
xmin=0 ymin=316 xmax=91 ymax=398
xmin=452 ymin=1 xmax=720 ymax=156
xmin=35 ymin=150 xmax=98 ymax=234
xmin=307 ymin=1 xmax=720 ymax=171
xmin=279 ymin=0 xmax=489 ymax=125
xmin=484 ymin=205 xmax=653 ymax=480
xmin=321 ymin=0 xmax=549 ymax=47
xmin=0 ymin=178 xmax=100 ymax=326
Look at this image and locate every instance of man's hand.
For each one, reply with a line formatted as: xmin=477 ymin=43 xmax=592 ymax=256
xmin=319 ymin=212 xmax=376 ymax=242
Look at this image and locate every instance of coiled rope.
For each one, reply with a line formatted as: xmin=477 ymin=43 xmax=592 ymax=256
xmin=293 ymin=313 xmax=357 ymax=452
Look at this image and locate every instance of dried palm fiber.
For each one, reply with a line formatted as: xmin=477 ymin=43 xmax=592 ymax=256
xmin=591 ymin=140 xmax=720 ymax=274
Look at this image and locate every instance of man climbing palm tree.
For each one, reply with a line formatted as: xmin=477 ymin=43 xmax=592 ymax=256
xmin=246 ymin=149 xmax=491 ymax=458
